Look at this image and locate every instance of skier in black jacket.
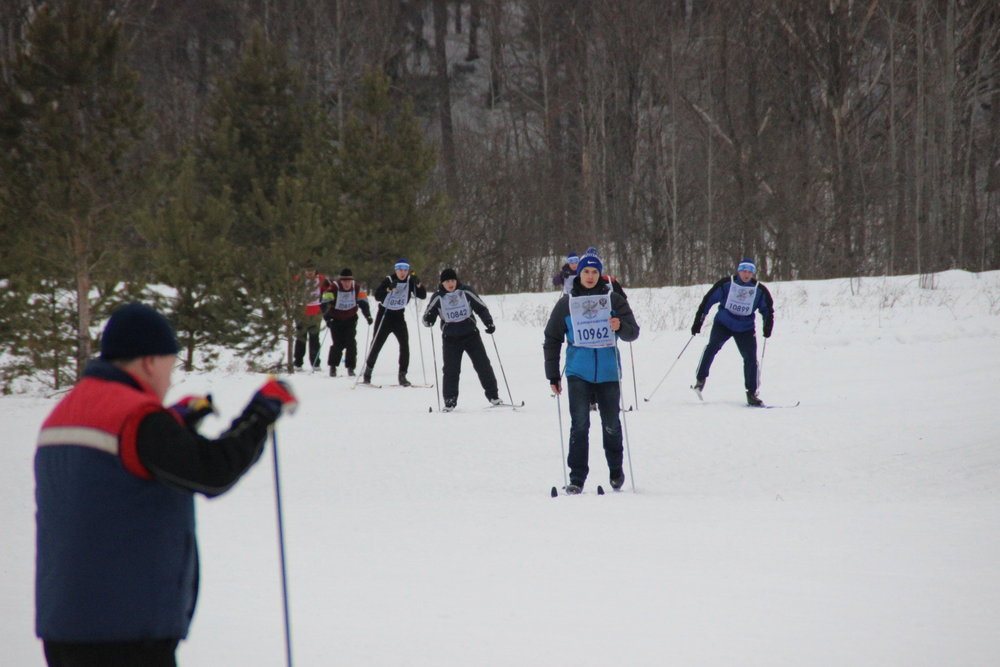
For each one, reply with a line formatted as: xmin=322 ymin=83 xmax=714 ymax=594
xmin=423 ymin=268 xmax=500 ymax=410
xmin=361 ymin=258 xmax=427 ymax=386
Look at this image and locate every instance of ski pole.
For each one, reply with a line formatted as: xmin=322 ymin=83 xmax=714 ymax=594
xmin=616 ymin=346 xmax=637 ymax=492
xmin=412 ymin=297 xmax=427 ymax=385
xmin=311 ymin=324 xmax=329 ymax=370
xmin=270 ymin=428 xmax=294 ymax=667
xmin=643 ymin=334 xmax=695 ymax=402
xmin=355 ymin=310 xmax=386 ymax=387
xmin=489 ymin=333 xmax=516 ymax=406
xmin=553 ymin=375 xmax=568 ymax=489
xmin=429 ymin=325 xmax=441 ymax=412
xmin=628 ymin=341 xmax=638 ymax=410
xmin=757 ymin=337 xmax=767 ymax=389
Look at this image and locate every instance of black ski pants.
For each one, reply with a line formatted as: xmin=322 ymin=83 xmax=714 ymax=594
xmin=365 ymin=311 xmax=409 ymax=374
xmin=294 ymin=313 xmax=322 ymax=368
xmin=566 ymin=376 xmax=623 ymax=487
xmin=441 ymin=331 xmax=499 ymax=403
xmin=326 ymin=316 xmax=360 ymax=371
xmin=695 ymin=319 xmax=759 ymax=392
xmin=44 ymin=639 xmax=179 ymax=666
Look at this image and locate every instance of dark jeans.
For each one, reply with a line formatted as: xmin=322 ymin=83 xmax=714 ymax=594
xmin=695 ymin=319 xmax=759 ymax=392
xmin=294 ymin=313 xmax=322 ymax=367
xmin=44 ymin=639 xmax=178 ymax=666
xmin=566 ymin=376 xmax=623 ymax=486
xmin=441 ymin=332 xmax=498 ymax=403
xmin=365 ymin=312 xmax=409 ymax=374
xmin=326 ymin=316 xmax=359 ymax=370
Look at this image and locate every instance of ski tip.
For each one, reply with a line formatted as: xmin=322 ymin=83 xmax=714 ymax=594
xmin=597 ymin=485 xmax=605 ymax=495
xmin=550 ymin=486 xmax=558 ymax=498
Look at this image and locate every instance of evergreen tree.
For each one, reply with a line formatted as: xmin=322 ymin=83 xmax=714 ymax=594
xmin=337 ymin=69 xmax=448 ymax=287
xmin=137 ymin=155 xmax=247 ymax=371
xmin=0 ymin=1 xmax=146 ymax=381
xmin=198 ymin=27 xmax=341 ymax=370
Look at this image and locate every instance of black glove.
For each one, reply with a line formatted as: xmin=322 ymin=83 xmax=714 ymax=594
xmin=763 ymin=316 xmax=773 ymax=338
xmin=422 ymin=315 xmax=434 ymax=328
xmin=691 ymin=313 xmax=704 ymax=336
xmin=170 ymin=394 xmax=216 ymax=430
xmin=249 ymin=377 xmax=298 ymax=421
xmin=485 ymin=323 xmax=496 ymax=335
xmin=365 ymin=314 xmax=373 ymax=325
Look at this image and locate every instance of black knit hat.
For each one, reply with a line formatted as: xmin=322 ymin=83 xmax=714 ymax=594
xmin=440 ymin=268 xmax=458 ymax=282
xmin=100 ymin=303 xmax=180 ymax=361
xmin=339 ymin=268 xmax=354 ymax=278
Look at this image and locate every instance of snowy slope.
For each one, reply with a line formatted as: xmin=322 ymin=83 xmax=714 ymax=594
xmin=3 ymin=270 xmax=999 ymax=666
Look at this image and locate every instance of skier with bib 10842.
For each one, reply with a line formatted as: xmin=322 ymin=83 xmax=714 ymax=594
xmin=543 ymin=254 xmax=640 ymax=494
xmin=422 ymin=268 xmax=501 ymax=411
xmin=690 ymin=258 xmax=774 ymax=406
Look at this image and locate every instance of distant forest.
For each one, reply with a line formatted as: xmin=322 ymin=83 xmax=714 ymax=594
xmin=2 ymin=0 xmax=999 ymax=384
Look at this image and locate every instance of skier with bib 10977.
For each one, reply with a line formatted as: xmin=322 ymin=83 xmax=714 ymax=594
xmin=422 ymin=268 xmax=501 ymax=411
xmin=543 ymin=254 xmax=639 ymax=494
xmin=690 ymin=258 xmax=774 ymax=406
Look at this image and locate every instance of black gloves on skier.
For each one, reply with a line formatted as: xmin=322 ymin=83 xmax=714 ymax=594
xmin=485 ymin=323 xmax=496 ymax=335
xmin=763 ymin=316 xmax=774 ymax=338
xmin=365 ymin=314 xmax=373 ymax=325
xmin=422 ymin=315 xmax=434 ymax=327
xmin=691 ymin=312 xmax=705 ymax=336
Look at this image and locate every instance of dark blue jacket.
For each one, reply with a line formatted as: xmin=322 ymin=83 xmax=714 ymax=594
xmin=695 ymin=275 xmax=774 ymax=333
xmin=543 ymin=278 xmax=639 ymax=384
xmin=35 ymin=362 xmax=197 ymax=642
xmin=35 ymin=360 xmax=274 ymax=642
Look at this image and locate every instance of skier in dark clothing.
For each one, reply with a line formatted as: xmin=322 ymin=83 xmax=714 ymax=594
xmin=543 ymin=255 xmax=640 ymax=494
xmin=34 ymin=303 xmax=297 ymax=666
xmin=422 ymin=268 xmax=500 ymax=411
xmin=293 ymin=263 xmax=326 ymax=370
xmin=691 ymin=258 xmax=774 ymax=406
xmin=362 ymin=258 xmax=427 ymax=386
xmin=552 ymin=252 xmax=580 ymax=292
xmin=321 ymin=268 xmax=372 ymax=377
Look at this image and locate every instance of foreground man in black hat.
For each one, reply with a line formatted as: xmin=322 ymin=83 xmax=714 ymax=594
xmin=35 ymin=302 xmax=298 ymax=666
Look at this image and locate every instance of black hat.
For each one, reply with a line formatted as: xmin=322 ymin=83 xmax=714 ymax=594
xmin=339 ymin=268 xmax=354 ymax=278
xmin=100 ymin=303 xmax=180 ymax=361
xmin=440 ymin=268 xmax=458 ymax=282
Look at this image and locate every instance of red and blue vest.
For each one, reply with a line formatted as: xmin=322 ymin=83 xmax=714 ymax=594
xmin=35 ymin=361 xmax=198 ymax=642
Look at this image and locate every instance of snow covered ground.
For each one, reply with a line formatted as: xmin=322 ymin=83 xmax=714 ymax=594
xmin=3 ymin=269 xmax=999 ymax=666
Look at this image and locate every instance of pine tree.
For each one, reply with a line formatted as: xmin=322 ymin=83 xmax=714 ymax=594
xmin=0 ymin=1 xmax=146 ymax=381
xmin=336 ymin=69 xmax=448 ymax=287
xmin=198 ymin=27 xmax=341 ymax=370
xmin=137 ymin=155 xmax=247 ymax=371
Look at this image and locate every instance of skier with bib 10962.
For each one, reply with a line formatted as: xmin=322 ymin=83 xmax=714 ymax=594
xmin=422 ymin=268 xmax=501 ymax=411
xmin=690 ymin=258 xmax=774 ymax=406
xmin=543 ymin=254 xmax=639 ymax=494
